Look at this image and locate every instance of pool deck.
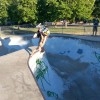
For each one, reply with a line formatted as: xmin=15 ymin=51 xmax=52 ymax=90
xmin=0 ymin=48 xmax=44 ymax=100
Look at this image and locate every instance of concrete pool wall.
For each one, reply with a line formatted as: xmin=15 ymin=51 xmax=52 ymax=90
xmin=29 ymin=37 xmax=100 ymax=100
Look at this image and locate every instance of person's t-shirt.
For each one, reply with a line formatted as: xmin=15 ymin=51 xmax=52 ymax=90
xmin=42 ymin=27 xmax=50 ymax=36
xmin=93 ymin=18 xmax=99 ymax=26
xmin=37 ymin=27 xmax=50 ymax=37
xmin=37 ymin=29 xmax=41 ymax=38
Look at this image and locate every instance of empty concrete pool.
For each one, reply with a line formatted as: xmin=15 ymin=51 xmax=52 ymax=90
xmin=29 ymin=36 xmax=100 ymax=100
xmin=0 ymin=35 xmax=100 ymax=100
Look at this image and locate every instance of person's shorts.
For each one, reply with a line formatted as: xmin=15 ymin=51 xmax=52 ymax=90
xmin=37 ymin=33 xmax=41 ymax=38
xmin=93 ymin=26 xmax=98 ymax=32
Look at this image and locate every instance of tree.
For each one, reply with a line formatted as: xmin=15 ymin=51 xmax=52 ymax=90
xmin=93 ymin=0 xmax=100 ymax=18
xmin=8 ymin=0 xmax=37 ymax=25
xmin=0 ymin=0 xmax=96 ymax=25
xmin=37 ymin=0 xmax=95 ymax=23
xmin=46 ymin=0 xmax=72 ymax=21
xmin=37 ymin=0 xmax=46 ymax=23
xmin=0 ymin=0 xmax=8 ymax=25
xmin=37 ymin=0 xmax=72 ymax=22
xmin=67 ymin=0 xmax=95 ymax=22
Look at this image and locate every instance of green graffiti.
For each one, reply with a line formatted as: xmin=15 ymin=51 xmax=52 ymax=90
xmin=36 ymin=67 xmax=48 ymax=80
xmin=36 ymin=59 xmax=43 ymax=65
xmin=35 ymin=59 xmax=58 ymax=99
xmin=47 ymin=91 xmax=58 ymax=99
xmin=95 ymin=52 xmax=100 ymax=62
xmin=35 ymin=59 xmax=51 ymax=86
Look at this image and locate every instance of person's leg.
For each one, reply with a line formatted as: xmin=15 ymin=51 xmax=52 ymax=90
xmin=31 ymin=36 xmax=42 ymax=56
xmin=41 ymin=36 xmax=47 ymax=47
xmin=37 ymin=35 xmax=44 ymax=51
xmin=95 ymin=26 xmax=97 ymax=36
xmin=38 ymin=36 xmax=47 ymax=52
xmin=93 ymin=26 xmax=95 ymax=35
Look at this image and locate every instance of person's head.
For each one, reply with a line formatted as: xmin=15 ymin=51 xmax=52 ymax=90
xmin=45 ymin=25 xmax=48 ymax=28
xmin=96 ymin=16 xmax=98 ymax=19
xmin=37 ymin=26 xmax=41 ymax=30
xmin=94 ymin=16 xmax=98 ymax=19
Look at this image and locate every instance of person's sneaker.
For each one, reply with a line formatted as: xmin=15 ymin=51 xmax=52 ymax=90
xmin=30 ymin=49 xmax=39 ymax=57
xmin=41 ymin=47 xmax=45 ymax=52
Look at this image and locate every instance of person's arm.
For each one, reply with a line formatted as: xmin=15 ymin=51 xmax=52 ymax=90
xmin=33 ymin=30 xmax=40 ymax=38
xmin=33 ymin=33 xmax=38 ymax=38
xmin=98 ymin=19 xmax=99 ymax=25
xmin=37 ymin=35 xmax=47 ymax=51
xmin=93 ymin=19 xmax=95 ymax=24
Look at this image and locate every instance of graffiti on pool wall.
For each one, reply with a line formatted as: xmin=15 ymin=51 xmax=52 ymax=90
xmin=35 ymin=59 xmax=58 ymax=99
xmin=77 ymin=49 xmax=83 ymax=54
xmin=35 ymin=59 xmax=50 ymax=87
xmin=47 ymin=91 xmax=58 ymax=99
xmin=94 ymin=52 xmax=100 ymax=62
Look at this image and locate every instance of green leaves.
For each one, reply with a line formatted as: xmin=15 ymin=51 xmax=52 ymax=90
xmin=7 ymin=0 xmax=37 ymax=24
xmin=93 ymin=0 xmax=100 ymax=18
xmin=37 ymin=0 xmax=95 ymax=22
xmin=68 ymin=0 xmax=95 ymax=21
xmin=37 ymin=0 xmax=72 ymax=22
xmin=0 ymin=0 xmax=97 ymax=25
xmin=0 ymin=0 xmax=8 ymax=25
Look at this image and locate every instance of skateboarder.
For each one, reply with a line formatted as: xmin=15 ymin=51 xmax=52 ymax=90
xmin=32 ymin=23 xmax=50 ymax=55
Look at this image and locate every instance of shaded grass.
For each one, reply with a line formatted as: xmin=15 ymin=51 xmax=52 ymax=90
xmin=1 ymin=26 xmax=100 ymax=35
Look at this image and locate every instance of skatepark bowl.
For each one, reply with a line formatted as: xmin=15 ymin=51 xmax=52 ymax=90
xmin=0 ymin=36 xmax=100 ymax=100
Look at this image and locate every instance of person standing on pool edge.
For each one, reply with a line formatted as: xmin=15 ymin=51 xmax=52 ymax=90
xmin=32 ymin=23 xmax=50 ymax=53
xmin=93 ymin=16 xmax=99 ymax=36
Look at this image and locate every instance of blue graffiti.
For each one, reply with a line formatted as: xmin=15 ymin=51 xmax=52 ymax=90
xmin=95 ymin=52 xmax=100 ymax=62
xmin=47 ymin=91 xmax=58 ymax=99
xmin=77 ymin=49 xmax=83 ymax=54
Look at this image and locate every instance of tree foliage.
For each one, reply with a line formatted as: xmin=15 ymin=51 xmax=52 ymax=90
xmin=93 ymin=0 xmax=100 ymax=18
xmin=37 ymin=0 xmax=72 ymax=22
xmin=0 ymin=0 xmax=98 ymax=25
xmin=37 ymin=0 xmax=95 ymax=22
xmin=67 ymin=0 xmax=95 ymax=22
xmin=0 ymin=0 xmax=8 ymax=25
xmin=8 ymin=0 xmax=37 ymax=24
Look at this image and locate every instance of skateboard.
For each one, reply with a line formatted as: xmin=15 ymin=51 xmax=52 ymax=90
xmin=30 ymin=47 xmax=45 ymax=57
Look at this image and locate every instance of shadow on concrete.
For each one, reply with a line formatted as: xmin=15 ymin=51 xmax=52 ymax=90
xmin=46 ymin=53 xmax=89 ymax=79
xmin=0 ymin=37 xmax=33 ymax=56
xmin=0 ymin=37 xmax=21 ymax=56
xmin=25 ymin=47 xmax=32 ymax=55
